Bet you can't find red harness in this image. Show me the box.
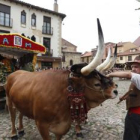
[67,87,88,124]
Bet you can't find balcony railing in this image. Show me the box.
[42,49,53,57]
[42,26,53,35]
[0,17,13,28]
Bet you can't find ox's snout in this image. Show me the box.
[108,82,118,99]
[111,84,118,99]
[113,89,118,96]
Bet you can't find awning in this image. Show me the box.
[0,33,46,58]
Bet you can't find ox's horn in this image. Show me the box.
[81,18,105,76]
[101,44,117,73]
[96,47,111,72]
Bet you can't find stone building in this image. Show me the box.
[61,38,82,67]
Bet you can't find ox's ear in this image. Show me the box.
[70,63,88,75]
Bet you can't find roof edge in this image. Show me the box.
[7,0,66,20]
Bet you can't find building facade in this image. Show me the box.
[104,42,139,69]
[62,38,82,67]
[0,0,66,69]
[81,48,97,64]
[81,41,140,70]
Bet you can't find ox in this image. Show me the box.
[6,19,118,140]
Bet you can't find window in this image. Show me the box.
[21,10,26,24]
[0,4,10,27]
[70,60,73,66]
[31,13,36,26]
[128,56,132,61]
[120,56,123,60]
[0,12,4,25]
[43,16,52,34]
[5,13,10,26]
[43,37,51,52]
[87,57,89,63]
[0,12,10,26]
[62,55,65,62]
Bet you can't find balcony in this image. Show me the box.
[42,26,53,35]
[42,49,53,57]
[0,17,13,28]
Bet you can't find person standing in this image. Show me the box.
[107,55,140,140]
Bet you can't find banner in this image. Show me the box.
[0,33,46,54]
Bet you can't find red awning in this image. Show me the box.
[0,33,46,54]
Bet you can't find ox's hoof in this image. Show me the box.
[11,135,18,140]
[76,132,84,138]
[18,130,25,138]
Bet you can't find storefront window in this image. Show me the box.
[41,62,52,69]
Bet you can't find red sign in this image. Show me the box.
[0,33,46,54]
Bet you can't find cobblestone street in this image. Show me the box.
[0,78,130,140]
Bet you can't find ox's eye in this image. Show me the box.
[94,83,101,87]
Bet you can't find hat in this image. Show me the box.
[126,55,140,66]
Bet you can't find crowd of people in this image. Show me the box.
[35,66,70,71]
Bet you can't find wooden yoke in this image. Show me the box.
[117,83,134,104]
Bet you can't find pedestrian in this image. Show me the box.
[106,55,140,140]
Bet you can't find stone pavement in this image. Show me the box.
[0,78,130,140]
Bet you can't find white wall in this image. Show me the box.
[0,0,63,57]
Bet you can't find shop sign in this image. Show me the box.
[0,34,46,54]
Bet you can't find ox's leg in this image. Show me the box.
[7,98,18,140]
[75,124,84,138]
[55,135,62,140]
[17,113,25,137]
[36,121,51,140]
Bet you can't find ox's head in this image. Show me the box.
[70,18,118,108]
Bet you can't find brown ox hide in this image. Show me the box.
[6,69,117,140]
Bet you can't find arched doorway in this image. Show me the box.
[70,59,73,66]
